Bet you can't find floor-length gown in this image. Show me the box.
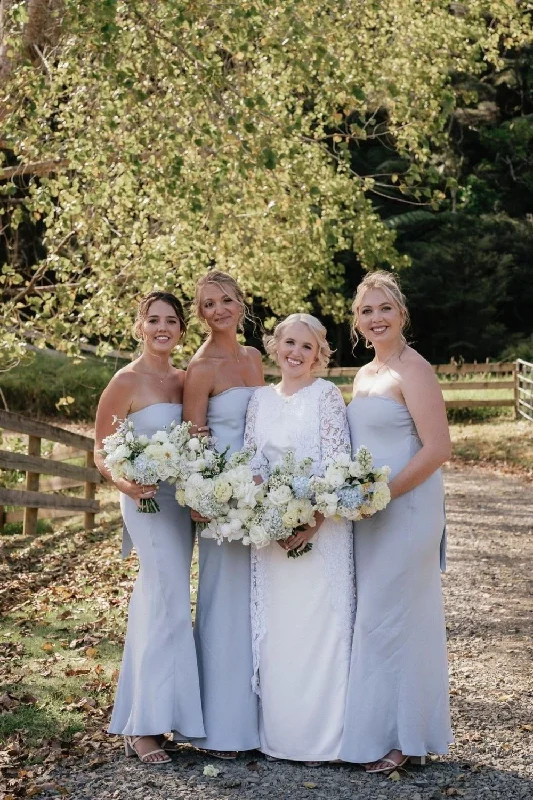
[109,403,205,740]
[339,396,453,763]
[190,388,260,752]
[245,379,355,762]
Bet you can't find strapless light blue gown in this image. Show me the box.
[108,403,205,741]
[190,388,260,752]
[339,396,453,763]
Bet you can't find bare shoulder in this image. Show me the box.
[398,348,437,384]
[102,366,139,396]
[184,355,218,391]
[244,345,263,362]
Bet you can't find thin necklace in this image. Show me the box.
[374,343,406,373]
[137,365,173,384]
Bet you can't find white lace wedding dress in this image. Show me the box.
[244,379,355,762]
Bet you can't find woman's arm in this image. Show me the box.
[94,373,157,502]
[182,360,214,430]
[389,360,451,500]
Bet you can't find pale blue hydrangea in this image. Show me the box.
[291,476,313,499]
[337,485,364,510]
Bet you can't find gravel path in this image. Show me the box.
[49,465,533,800]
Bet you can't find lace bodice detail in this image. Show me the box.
[245,379,355,695]
[244,379,350,476]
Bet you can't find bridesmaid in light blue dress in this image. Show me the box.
[183,271,264,758]
[339,271,453,774]
[95,292,205,765]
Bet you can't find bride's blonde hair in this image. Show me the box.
[264,313,332,370]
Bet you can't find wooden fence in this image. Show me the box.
[516,359,533,422]
[0,410,102,535]
[265,360,530,414]
[0,359,530,536]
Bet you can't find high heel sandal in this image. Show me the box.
[124,735,171,765]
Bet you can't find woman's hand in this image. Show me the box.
[190,509,211,523]
[115,478,158,506]
[189,424,210,436]
[281,513,325,553]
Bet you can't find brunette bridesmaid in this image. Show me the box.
[95,292,205,764]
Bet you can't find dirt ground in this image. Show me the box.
[5,463,533,800]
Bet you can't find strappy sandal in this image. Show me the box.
[158,737,181,754]
[201,748,238,760]
[124,735,171,765]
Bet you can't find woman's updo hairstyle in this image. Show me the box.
[133,291,187,342]
[264,313,332,371]
[351,270,410,347]
[193,270,248,331]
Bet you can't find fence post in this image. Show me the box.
[84,450,96,531]
[23,435,41,537]
[0,505,5,534]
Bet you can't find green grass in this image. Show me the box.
[450,417,533,474]
[0,350,121,420]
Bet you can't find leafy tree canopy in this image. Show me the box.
[1,0,531,364]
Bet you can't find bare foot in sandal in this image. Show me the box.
[125,735,171,765]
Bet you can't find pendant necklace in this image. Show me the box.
[374,343,406,373]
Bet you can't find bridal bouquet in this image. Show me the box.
[174,435,263,544]
[101,418,191,513]
[311,447,391,521]
[247,450,317,558]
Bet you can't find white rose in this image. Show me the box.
[324,466,346,489]
[175,488,186,505]
[248,524,271,548]
[316,491,338,517]
[375,465,392,480]
[137,434,149,446]
[226,465,252,487]
[213,479,233,504]
[236,482,262,509]
[269,485,293,507]
[186,473,204,490]
[107,443,131,463]
[187,438,202,452]
[372,482,391,511]
[282,509,298,528]
[348,461,365,478]
[335,453,351,468]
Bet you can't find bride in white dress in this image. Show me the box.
[244,314,355,764]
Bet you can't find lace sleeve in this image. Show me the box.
[318,382,351,471]
[244,390,269,479]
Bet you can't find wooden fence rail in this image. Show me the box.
[0,410,102,535]
[266,360,525,414]
[1,359,531,536]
